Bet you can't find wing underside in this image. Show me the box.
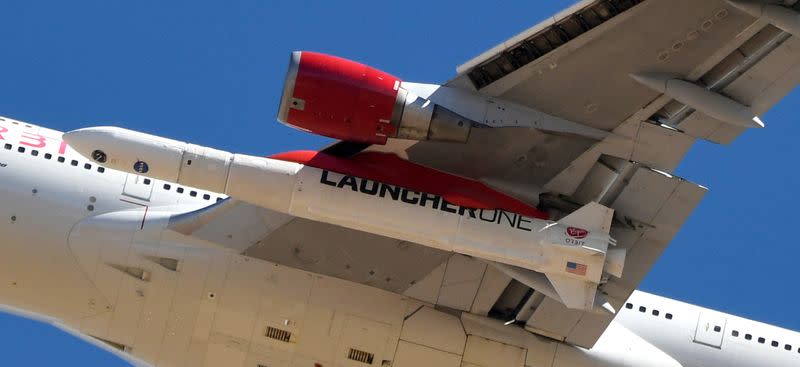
[373,0,798,346]
[172,0,798,349]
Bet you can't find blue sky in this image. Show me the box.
[0,1,798,365]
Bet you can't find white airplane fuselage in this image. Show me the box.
[0,117,797,367]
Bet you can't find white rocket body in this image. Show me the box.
[64,127,621,311]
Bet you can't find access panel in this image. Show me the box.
[122,173,153,201]
[694,312,727,348]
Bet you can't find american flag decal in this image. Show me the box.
[566,261,587,276]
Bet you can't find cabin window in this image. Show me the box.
[732,330,739,337]
[84,163,91,170]
[785,344,792,351]
[203,194,210,200]
[44,153,52,159]
[97,167,105,173]
[71,160,78,166]
[17,146,25,153]
[3,143,10,149]
[758,337,765,344]
[745,334,752,340]
[190,191,197,197]
[143,178,151,185]
[772,341,779,347]
[58,156,65,163]
[639,306,646,313]
[665,313,673,320]
[177,187,184,193]
[163,184,171,190]
[625,303,633,309]
[652,310,660,316]
[713,326,721,332]
[31,150,38,156]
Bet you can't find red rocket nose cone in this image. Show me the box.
[276,51,402,145]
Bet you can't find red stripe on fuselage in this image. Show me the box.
[270,150,549,220]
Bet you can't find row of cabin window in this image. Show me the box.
[160,183,222,202]
[4,142,225,203]
[3,143,105,173]
[1,119,33,129]
[625,303,673,320]
[730,329,799,353]
[625,298,798,354]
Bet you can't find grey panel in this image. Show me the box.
[169,199,293,253]
[168,200,451,294]
[380,127,596,190]
[244,218,451,294]
[525,298,584,340]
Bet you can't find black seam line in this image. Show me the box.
[434,255,453,305]
[119,198,147,207]
[404,305,425,321]
[467,264,490,313]
[397,339,463,357]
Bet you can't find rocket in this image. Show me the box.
[63,127,624,312]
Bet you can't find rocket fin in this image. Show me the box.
[546,273,598,311]
[558,202,614,234]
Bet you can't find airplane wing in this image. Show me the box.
[165,0,800,349]
[376,0,800,191]
[363,0,800,346]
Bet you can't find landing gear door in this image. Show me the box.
[694,312,727,348]
[122,174,153,201]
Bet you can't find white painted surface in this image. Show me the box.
[0,117,797,367]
